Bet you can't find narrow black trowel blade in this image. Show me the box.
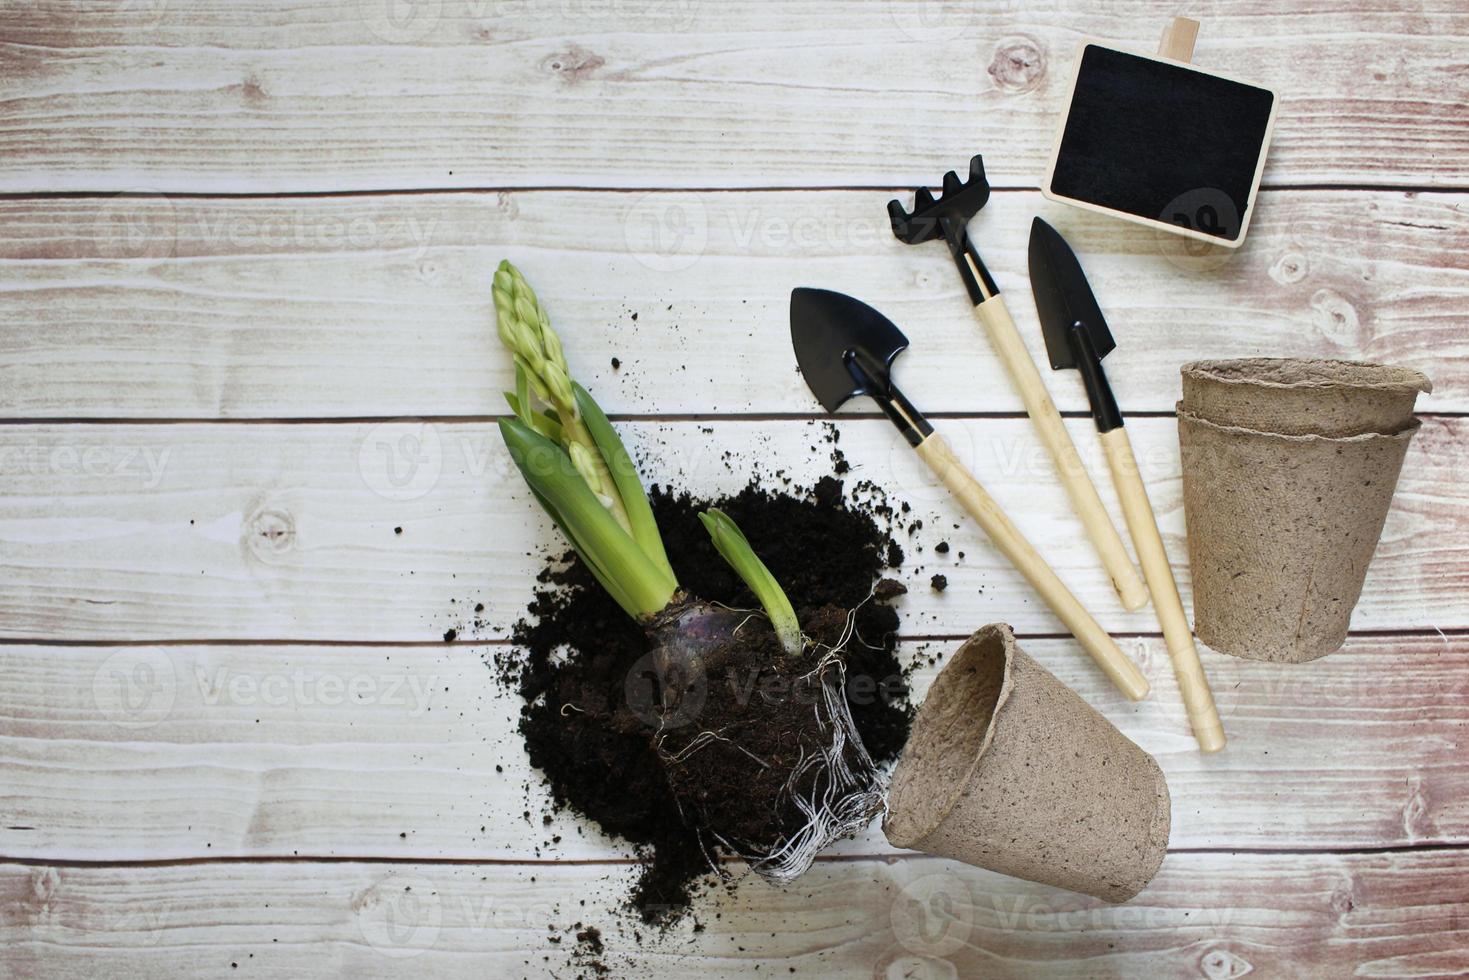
[1028,217,1116,370]
[789,288,910,413]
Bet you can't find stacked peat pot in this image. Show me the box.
[1177,358,1431,662]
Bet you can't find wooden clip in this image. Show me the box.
[1158,16,1199,62]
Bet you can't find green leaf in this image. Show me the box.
[504,392,563,442]
[525,484,639,615]
[699,508,802,656]
[499,418,676,620]
[536,409,564,443]
[574,383,674,582]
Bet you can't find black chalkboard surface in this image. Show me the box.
[1043,44,1276,246]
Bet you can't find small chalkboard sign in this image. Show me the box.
[1041,20,1277,247]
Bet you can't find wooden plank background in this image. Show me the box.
[1,0,1466,976]
[2,190,1463,418]
[2,1,1467,191]
[2,635,1465,862]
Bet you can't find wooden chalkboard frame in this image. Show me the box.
[1040,37,1279,248]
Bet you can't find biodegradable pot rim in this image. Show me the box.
[883,623,1013,849]
[1181,357,1432,398]
[1175,404,1423,445]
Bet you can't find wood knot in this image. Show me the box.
[541,45,605,85]
[988,37,1046,94]
[31,867,60,905]
[240,75,267,106]
[873,951,959,979]
[1402,776,1432,837]
[1200,947,1253,979]
[245,506,296,559]
[1309,288,1361,344]
[1269,250,1308,285]
[1329,875,1357,915]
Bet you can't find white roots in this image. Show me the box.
[659,599,887,886]
[733,649,886,884]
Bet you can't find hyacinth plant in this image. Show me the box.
[492,260,883,883]
[493,258,800,655]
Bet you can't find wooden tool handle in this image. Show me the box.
[915,431,1150,701]
[1100,426,1226,751]
[973,295,1151,612]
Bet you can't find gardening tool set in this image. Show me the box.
[787,16,1426,901]
[790,286,1149,701]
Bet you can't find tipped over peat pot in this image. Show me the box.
[1181,358,1431,437]
[883,625,1170,902]
[1178,409,1420,663]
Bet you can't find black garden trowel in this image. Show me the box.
[1028,216,1225,751]
[789,286,1148,701]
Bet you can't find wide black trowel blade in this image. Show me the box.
[1028,217,1116,371]
[789,288,911,413]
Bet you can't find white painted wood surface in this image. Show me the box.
[2,1,1467,191]
[0,417,1461,641]
[3,852,1467,979]
[2,0,1467,975]
[1,191,1462,418]
[1,635,1464,862]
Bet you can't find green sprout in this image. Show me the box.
[699,508,802,656]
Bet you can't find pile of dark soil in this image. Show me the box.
[496,476,912,924]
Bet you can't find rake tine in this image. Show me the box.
[885,153,1153,618]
